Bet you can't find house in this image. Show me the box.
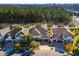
[29,27,75,43]
[36,26,49,40]
[29,28,41,39]
[50,28,75,42]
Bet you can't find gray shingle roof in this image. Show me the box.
[52,28,74,40]
[36,27,48,39]
[29,28,40,36]
[29,27,74,40]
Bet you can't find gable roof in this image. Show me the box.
[29,28,40,36]
[36,27,48,39]
[52,28,75,40]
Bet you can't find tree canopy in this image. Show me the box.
[73,34,79,45]
[0,5,72,25]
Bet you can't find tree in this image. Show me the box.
[65,43,77,55]
[73,34,79,46]
[20,34,36,47]
[71,28,79,37]
[0,5,72,24]
[47,26,52,38]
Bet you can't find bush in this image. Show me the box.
[29,41,40,50]
[24,25,31,28]
[13,25,21,29]
[0,44,3,48]
[68,23,76,27]
[26,34,35,43]
[21,35,27,40]
[58,24,64,27]
[0,23,9,29]
[15,43,21,50]
[65,43,77,55]
[20,34,37,48]
[20,41,29,47]
[0,42,4,48]
[73,48,79,55]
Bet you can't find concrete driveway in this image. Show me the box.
[33,45,64,56]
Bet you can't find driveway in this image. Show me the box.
[33,45,64,56]
[53,41,65,53]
